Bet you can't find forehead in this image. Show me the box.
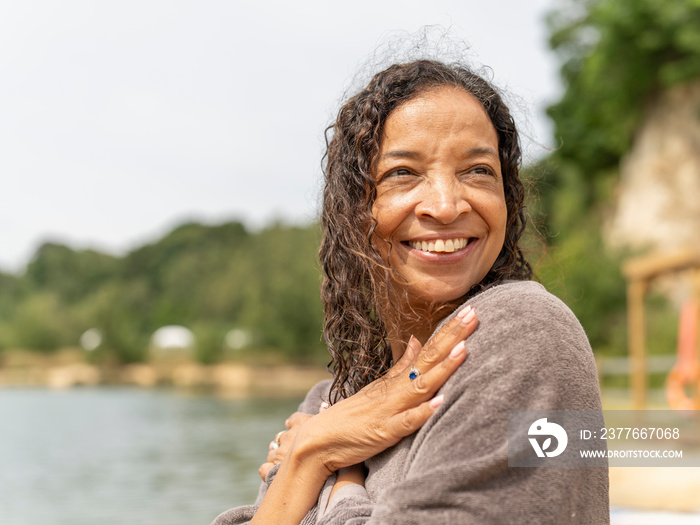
[379,87,498,150]
[377,86,499,160]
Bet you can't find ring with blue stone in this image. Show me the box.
[409,367,420,381]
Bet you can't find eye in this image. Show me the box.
[461,165,496,178]
[378,166,416,182]
[472,165,494,176]
[390,167,414,177]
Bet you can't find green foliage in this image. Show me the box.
[547,0,700,181]
[237,224,325,362]
[0,271,22,350]
[76,280,153,363]
[10,293,78,351]
[534,219,627,354]
[25,243,119,303]
[2,220,325,364]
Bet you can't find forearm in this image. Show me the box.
[251,446,331,525]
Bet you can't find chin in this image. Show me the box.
[404,281,474,309]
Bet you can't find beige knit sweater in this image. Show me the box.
[212,281,609,524]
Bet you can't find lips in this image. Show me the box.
[407,237,471,253]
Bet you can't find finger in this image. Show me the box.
[399,335,422,367]
[259,462,274,481]
[385,335,422,379]
[414,306,477,372]
[285,412,312,429]
[274,430,287,444]
[387,394,446,439]
[408,339,467,399]
[266,447,278,463]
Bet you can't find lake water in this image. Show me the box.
[0,387,302,525]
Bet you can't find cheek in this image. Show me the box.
[370,201,392,258]
[481,194,508,244]
[371,195,400,239]
[493,204,508,252]
[496,201,508,235]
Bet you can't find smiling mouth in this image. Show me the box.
[406,238,474,253]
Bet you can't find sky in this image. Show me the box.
[0,0,562,273]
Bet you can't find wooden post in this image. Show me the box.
[623,248,700,411]
[627,278,648,410]
[694,268,700,375]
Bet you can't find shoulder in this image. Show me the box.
[440,280,590,358]
[471,280,588,351]
[439,280,600,410]
[460,280,581,330]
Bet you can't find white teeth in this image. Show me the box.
[408,238,469,253]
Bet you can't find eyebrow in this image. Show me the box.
[378,146,499,162]
[468,146,499,158]
[377,150,421,161]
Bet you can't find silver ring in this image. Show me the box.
[274,430,287,447]
[409,367,420,381]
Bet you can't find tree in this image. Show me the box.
[547,0,700,184]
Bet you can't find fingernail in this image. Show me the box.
[429,395,444,409]
[269,441,277,450]
[456,305,474,323]
[450,340,466,358]
[456,305,471,319]
[461,306,476,324]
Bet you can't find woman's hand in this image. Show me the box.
[250,306,477,524]
[292,305,478,474]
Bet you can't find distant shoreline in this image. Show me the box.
[0,351,331,396]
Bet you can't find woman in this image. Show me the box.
[213,60,608,524]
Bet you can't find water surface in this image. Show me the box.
[0,387,301,525]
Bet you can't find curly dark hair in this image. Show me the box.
[320,59,532,403]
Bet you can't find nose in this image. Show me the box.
[415,176,471,224]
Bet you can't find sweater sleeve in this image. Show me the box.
[317,281,609,525]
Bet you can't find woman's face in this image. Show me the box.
[371,86,507,308]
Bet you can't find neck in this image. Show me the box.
[385,307,440,363]
[378,283,463,363]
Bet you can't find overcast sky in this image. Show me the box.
[1,0,561,272]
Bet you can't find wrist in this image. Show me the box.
[250,446,330,525]
[288,419,337,477]
[285,440,334,487]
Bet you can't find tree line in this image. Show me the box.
[0,221,327,364]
